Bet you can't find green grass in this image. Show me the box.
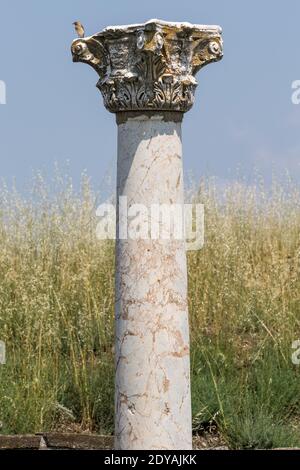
[0,172,300,448]
[191,341,300,448]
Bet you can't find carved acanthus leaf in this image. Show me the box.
[71,19,223,113]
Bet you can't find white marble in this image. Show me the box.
[115,114,192,450]
[103,19,222,33]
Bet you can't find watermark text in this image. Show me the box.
[0,341,5,365]
[96,197,204,251]
[0,81,6,105]
[291,80,300,104]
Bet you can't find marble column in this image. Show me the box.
[71,19,223,450]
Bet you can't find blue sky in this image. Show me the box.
[0,0,300,192]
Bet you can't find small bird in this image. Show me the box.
[73,21,85,38]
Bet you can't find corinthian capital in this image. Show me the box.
[71,19,223,113]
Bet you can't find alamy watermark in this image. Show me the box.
[96,196,204,251]
[291,80,300,104]
[0,81,6,105]
[0,341,5,365]
[291,340,300,365]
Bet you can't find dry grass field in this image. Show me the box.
[0,172,299,448]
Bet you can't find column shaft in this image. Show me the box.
[115,113,192,450]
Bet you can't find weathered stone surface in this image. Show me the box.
[114,114,192,449]
[71,19,223,113]
[42,433,113,450]
[0,435,41,449]
[0,434,113,449]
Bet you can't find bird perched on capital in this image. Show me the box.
[73,21,85,38]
